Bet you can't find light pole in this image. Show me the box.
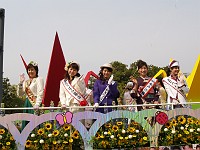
[0,8,5,105]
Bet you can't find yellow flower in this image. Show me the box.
[63,124,70,131]
[69,138,73,143]
[187,118,194,124]
[63,141,68,144]
[117,122,123,126]
[53,130,60,137]
[128,127,135,133]
[119,136,123,140]
[37,128,44,135]
[112,125,119,132]
[104,123,111,128]
[125,137,128,140]
[6,142,10,146]
[95,133,100,139]
[25,140,32,148]
[177,116,186,124]
[165,122,171,128]
[184,130,189,135]
[72,130,79,139]
[10,136,14,141]
[0,129,5,134]
[53,141,57,144]
[45,123,52,130]
[171,119,177,126]
[143,136,147,140]
[178,134,182,138]
[100,135,104,138]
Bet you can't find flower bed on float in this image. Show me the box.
[0,108,199,150]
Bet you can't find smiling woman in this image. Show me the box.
[21,61,44,130]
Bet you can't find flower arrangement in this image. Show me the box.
[91,119,150,149]
[0,127,16,150]
[25,121,83,150]
[158,115,200,146]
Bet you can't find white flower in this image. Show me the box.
[110,135,114,139]
[128,135,133,139]
[57,140,61,144]
[64,133,68,137]
[39,139,44,144]
[164,128,168,132]
[122,129,126,134]
[180,126,184,130]
[171,130,176,134]
[189,129,194,132]
[104,132,108,135]
[31,134,35,137]
[197,128,200,132]
[0,135,2,139]
[48,134,52,137]
[135,130,139,133]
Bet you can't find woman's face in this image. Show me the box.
[28,67,37,78]
[68,67,78,78]
[170,66,179,77]
[102,68,112,80]
[138,65,148,78]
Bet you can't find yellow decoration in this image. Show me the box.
[153,69,167,79]
[187,55,200,102]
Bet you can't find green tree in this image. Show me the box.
[2,78,24,114]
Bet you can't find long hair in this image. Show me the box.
[64,63,80,80]
[98,67,113,81]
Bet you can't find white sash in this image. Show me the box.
[140,78,157,98]
[61,79,85,103]
[99,85,110,104]
[164,78,187,99]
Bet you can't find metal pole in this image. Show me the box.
[0,8,5,105]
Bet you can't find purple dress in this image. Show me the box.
[93,79,120,113]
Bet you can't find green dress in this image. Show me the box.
[21,98,34,131]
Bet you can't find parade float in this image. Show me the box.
[0,20,200,149]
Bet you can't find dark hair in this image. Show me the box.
[99,67,113,81]
[26,64,39,77]
[64,63,80,80]
[137,60,148,70]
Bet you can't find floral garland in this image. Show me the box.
[29,61,38,67]
[25,121,83,150]
[158,115,200,146]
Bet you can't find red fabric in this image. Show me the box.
[42,32,66,106]
[20,54,27,69]
[84,71,99,87]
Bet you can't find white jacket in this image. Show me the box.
[162,76,189,105]
[23,77,44,106]
[59,76,86,106]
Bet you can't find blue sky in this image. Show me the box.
[1,0,200,84]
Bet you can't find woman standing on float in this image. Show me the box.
[130,60,159,110]
[21,61,44,129]
[93,63,120,113]
[162,60,189,109]
[59,61,88,113]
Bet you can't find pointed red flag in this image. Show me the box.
[84,71,99,87]
[20,54,27,69]
[42,32,66,106]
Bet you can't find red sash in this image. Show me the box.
[140,78,158,98]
